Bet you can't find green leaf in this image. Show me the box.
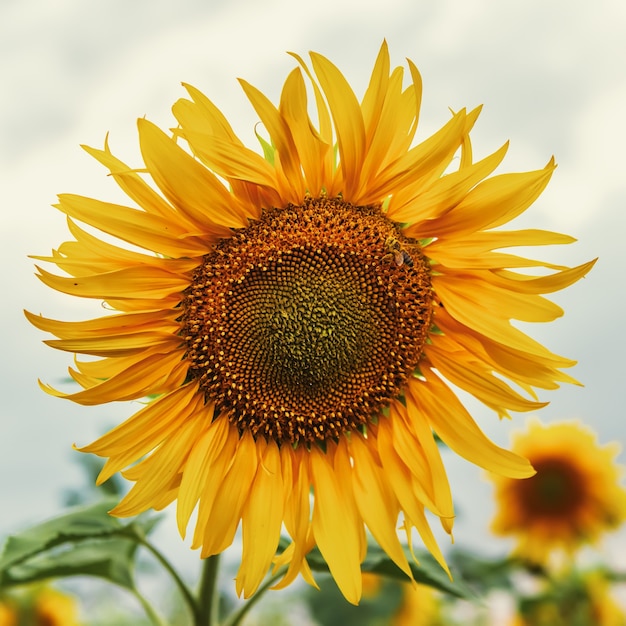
[1,499,121,570]
[304,574,404,626]
[0,499,160,589]
[608,569,626,583]
[304,542,476,600]
[449,548,519,593]
[1,538,138,590]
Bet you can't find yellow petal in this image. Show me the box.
[377,414,436,514]
[401,400,455,529]
[54,218,202,275]
[80,383,200,478]
[333,439,367,562]
[361,41,390,142]
[272,446,315,591]
[309,445,362,605]
[310,52,366,198]
[24,309,177,339]
[40,351,185,405]
[366,110,468,205]
[192,419,239,550]
[138,118,248,229]
[427,228,574,260]
[82,139,186,221]
[41,331,174,358]
[394,142,508,226]
[400,513,451,579]
[493,259,597,294]
[435,307,579,389]
[423,159,556,237]
[54,194,208,257]
[287,52,333,150]
[35,264,188,301]
[237,439,284,597]
[176,406,230,537]
[357,67,406,198]
[175,83,244,144]
[383,404,441,515]
[432,273,568,357]
[426,337,548,414]
[179,129,278,191]
[279,68,331,197]
[349,433,413,579]
[70,340,182,382]
[239,78,306,203]
[110,395,211,517]
[377,419,451,575]
[200,430,258,557]
[408,372,535,478]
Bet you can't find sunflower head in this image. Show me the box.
[490,420,626,565]
[29,42,595,603]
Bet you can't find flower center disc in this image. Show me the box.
[182,197,433,444]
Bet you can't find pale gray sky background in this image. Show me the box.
[1,0,625,593]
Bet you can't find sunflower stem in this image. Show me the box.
[196,553,222,626]
[222,568,287,626]
[131,586,168,626]
[139,538,200,624]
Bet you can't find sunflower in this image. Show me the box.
[28,42,595,603]
[490,420,626,564]
[33,588,82,626]
[391,582,442,626]
[0,601,17,626]
[0,588,81,626]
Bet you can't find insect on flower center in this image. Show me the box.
[182,197,433,444]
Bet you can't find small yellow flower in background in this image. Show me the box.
[584,570,626,626]
[0,588,81,626]
[0,601,17,626]
[33,587,81,626]
[29,41,594,603]
[509,569,626,626]
[490,420,626,564]
[391,583,442,626]
[360,572,383,599]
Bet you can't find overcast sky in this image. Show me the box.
[1,0,625,584]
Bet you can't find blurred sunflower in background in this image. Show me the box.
[28,42,594,603]
[391,582,443,626]
[0,586,82,626]
[33,588,82,626]
[490,420,626,565]
[0,601,16,626]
